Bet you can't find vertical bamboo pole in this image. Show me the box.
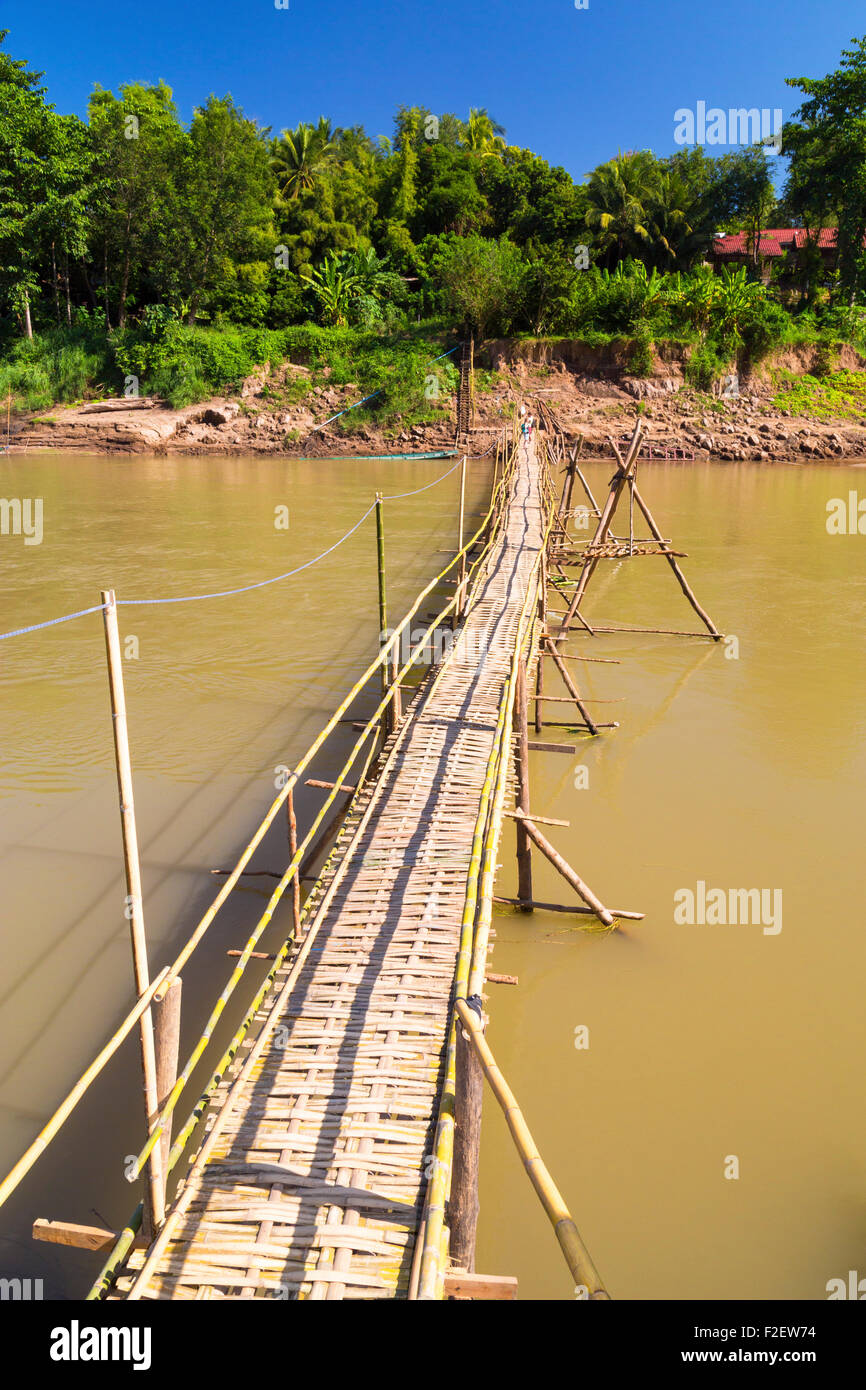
[514,655,533,911]
[535,552,547,734]
[152,977,182,1177]
[469,335,475,433]
[456,455,467,620]
[374,495,400,735]
[287,787,301,936]
[100,589,166,1234]
[449,1015,483,1273]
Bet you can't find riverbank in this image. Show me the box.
[7,345,866,462]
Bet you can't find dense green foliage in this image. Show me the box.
[771,369,866,420]
[1,30,865,412]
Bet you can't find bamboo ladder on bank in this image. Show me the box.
[113,432,550,1300]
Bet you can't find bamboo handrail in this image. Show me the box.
[0,436,516,1232]
[0,968,170,1212]
[455,999,609,1299]
[163,442,518,987]
[416,436,555,1299]
[123,610,488,1300]
[125,444,519,1182]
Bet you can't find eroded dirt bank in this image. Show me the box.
[7,341,866,462]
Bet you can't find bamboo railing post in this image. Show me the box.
[286,787,301,936]
[375,495,400,735]
[152,977,182,1177]
[535,552,547,734]
[456,455,467,621]
[449,1009,484,1272]
[514,654,533,911]
[100,589,166,1235]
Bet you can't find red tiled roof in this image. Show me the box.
[710,227,841,256]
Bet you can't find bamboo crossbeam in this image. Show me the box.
[504,809,570,828]
[493,895,644,920]
[455,1000,608,1299]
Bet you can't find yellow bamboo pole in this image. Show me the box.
[456,455,467,619]
[101,589,165,1232]
[0,968,169,1212]
[163,447,519,987]
[417,442,551,1299]
[0,445,524,1224]
[455,999,609,1299]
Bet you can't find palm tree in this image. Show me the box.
[645,168,694,269]
[270,120,333,200]
[585,151,658,266]
[463,108,507,158]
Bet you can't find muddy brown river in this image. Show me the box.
[1,451,863,1300]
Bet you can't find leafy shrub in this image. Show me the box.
[685,341,732,391]
[627,332,654,377]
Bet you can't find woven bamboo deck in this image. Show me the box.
[116,439,544,1300]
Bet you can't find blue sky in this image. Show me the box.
[3,0,863,179]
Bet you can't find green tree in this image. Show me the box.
[431,233,526,337]
[584,152,658,267]
[88,81,184,328]
[462,108,507,158]
[0,32,90,336]
[785,36,866,300]
[170,95,274,325]
[271,120,333,200]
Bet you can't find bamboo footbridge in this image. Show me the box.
[122,431,551,1302]
[1,410,722,1301]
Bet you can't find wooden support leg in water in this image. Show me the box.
[454,1000,609,1299]
[152,976,182,1178]
[375,494,401,736]
[542,635,599,735]
[456,455,468,623]
[557,424,643,638]
[100,588,166,1239]
[518,814,615,927]
[534,554,547,734]
[449,1013,484,1272]
[513,655,533,912]
[629,483,721,639]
